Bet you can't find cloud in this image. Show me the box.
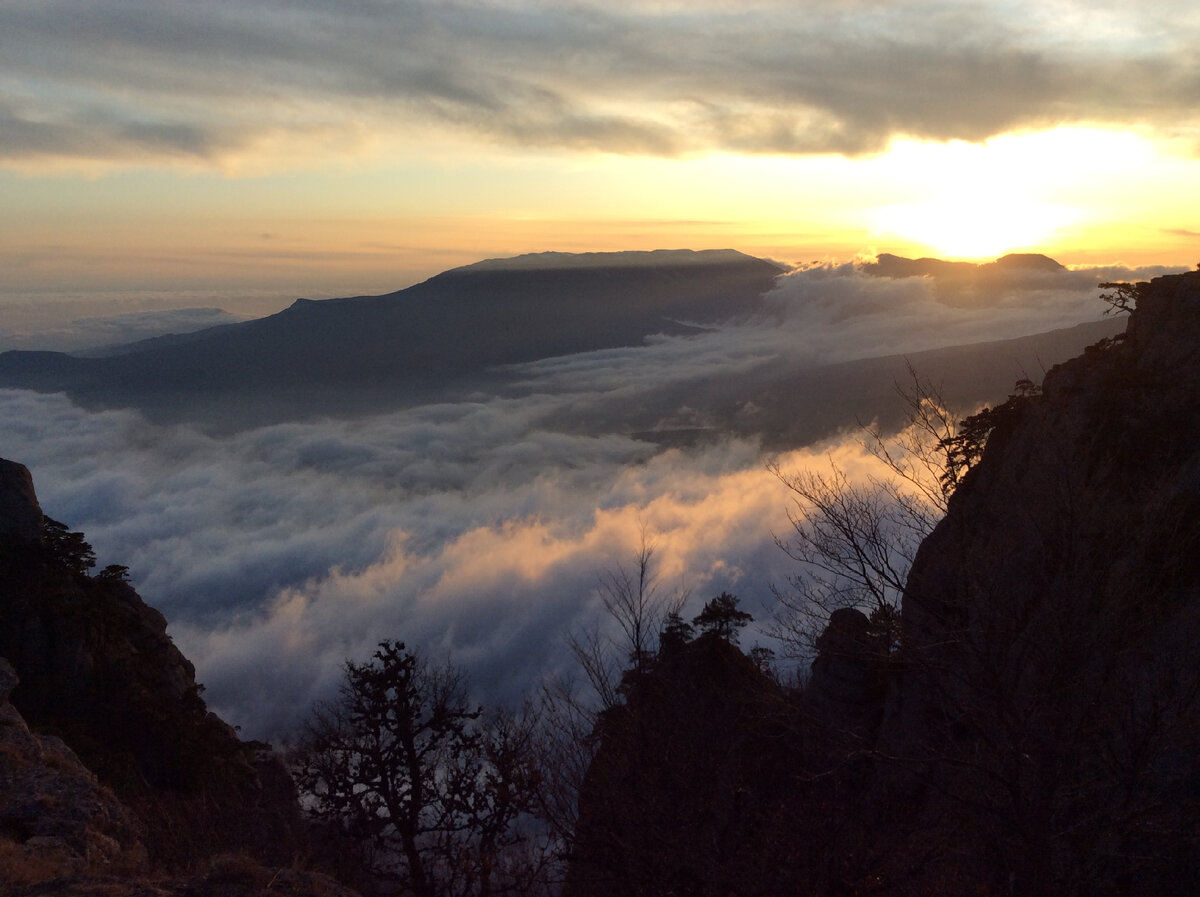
[0,386,802,736]
[503,260,1140,399]
[0,307,251,353]
[2,0,1198,167]
[0,260,1171,738]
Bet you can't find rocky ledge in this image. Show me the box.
[0,460,358,896]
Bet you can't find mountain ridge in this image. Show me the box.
[0,249,1117,437]
[0,249,784,424]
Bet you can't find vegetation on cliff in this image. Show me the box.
[0,472,323,893]
[562,270,1200,896]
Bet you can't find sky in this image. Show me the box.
[2,0,1199,321]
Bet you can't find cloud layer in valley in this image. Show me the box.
[0,261,1172,738]
[2,0,1198,168]
[0,306,253,354]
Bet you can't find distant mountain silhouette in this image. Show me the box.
[862,251,1065,279]
[0,249,1120,439]
[0,249,784,426]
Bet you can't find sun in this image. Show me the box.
[871,190,1079,260]
[865,132,1097,260]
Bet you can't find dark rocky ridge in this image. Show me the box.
[566,268,1200,896]
[890,268,1200,894]
[0,461,331,892]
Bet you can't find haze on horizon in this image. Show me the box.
[2,0,1199,313]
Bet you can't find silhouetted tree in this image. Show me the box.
[1099,280,1141,315]
[769,365,1040,655]
[97,564,131,583]
[539,535,689,870]
[41,516,95,575]
[293,641,542,897]
[768,366,954,656]
[567,528,690,711]
[657,610,694,655]
[692,592,752,643]
[935,378,1039,497]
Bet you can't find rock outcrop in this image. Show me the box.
[0,460,342,893]
[0,459,42,543]
[565,634,804,897]
[892,269,1200,895]
[0,656,149,886]
[805,607,889,735]
[564,268,1200,897]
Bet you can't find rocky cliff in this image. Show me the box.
[565,633,807,897]
[0,459,356,894]
[0,460,43,543]
[0,656,148,885]
[891,269,1200,895]
[563,269,1200,896]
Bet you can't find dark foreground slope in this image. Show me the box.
[0,459,353,895]
[892,268,1200,895]
[566,269,1200,897]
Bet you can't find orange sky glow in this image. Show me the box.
[2,1,1198,311]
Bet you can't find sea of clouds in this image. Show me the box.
[0,261,1175,739]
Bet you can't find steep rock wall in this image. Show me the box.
[894,270,1200,895]
[0,460,307,872]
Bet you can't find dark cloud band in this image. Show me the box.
[2,0,1197,164]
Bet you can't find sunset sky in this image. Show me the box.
[3,0,1200,307]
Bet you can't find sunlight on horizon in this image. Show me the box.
[1,124,1196,298]
[863,128,1159,261]
[870,194,1080,260]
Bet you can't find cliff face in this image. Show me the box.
[905,271,1200,647]
[0,460,315,886]
[564,270,1200,897]
[895,269,1200,895]
[0,459,42,543]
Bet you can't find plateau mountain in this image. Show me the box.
[0,250,782,426]
[0,249,1121,443]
